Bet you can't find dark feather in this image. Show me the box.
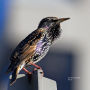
[48,24,61,42]
[7,28,45,73]
[10,68,18,86]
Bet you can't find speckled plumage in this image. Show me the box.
[6,17,70,85]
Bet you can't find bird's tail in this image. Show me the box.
[10,67,19,86]
[6,62,16,74]
[6,65,13,74]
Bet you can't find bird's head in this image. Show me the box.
[38,17,70,29]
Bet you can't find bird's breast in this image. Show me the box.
[33,35,51,63]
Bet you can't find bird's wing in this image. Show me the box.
[10,28,45,64]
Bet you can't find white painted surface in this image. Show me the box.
[38,69,57,90]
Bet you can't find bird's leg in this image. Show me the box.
[29,62,41,69]
[22,68,32,82]
[22,67,32,75]
[29,62,44,76]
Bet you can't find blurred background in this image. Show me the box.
[0,0,90,90]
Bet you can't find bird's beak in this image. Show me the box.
[58,18,70,23]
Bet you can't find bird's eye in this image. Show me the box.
[52,19,58,22]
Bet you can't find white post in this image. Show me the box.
[9,69,57,90]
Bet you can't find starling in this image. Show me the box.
[6,17,70,85]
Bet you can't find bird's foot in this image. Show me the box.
[29,62,44,76]
[22,63,44,76]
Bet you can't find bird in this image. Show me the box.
[6,17,70,85]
